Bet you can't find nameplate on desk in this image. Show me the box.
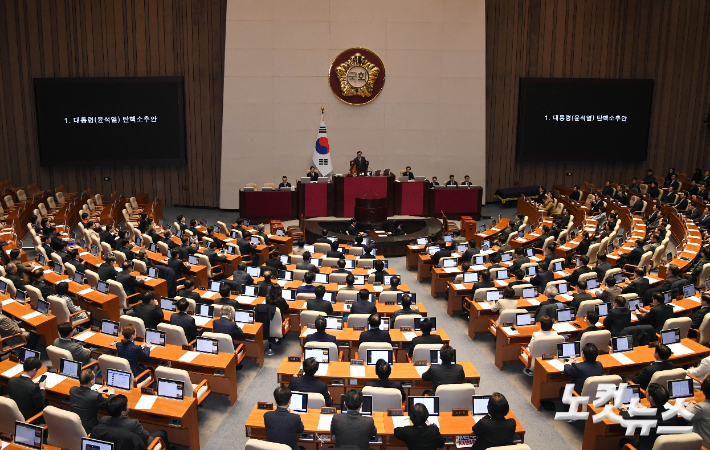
[231,291,240,296]
[198,286,206,290]
[337,281,346,285]
[307,323,316,329]
[452,409,469,416]
[542,353,555,360]
[372,282,382,286]
[258,402,274,410]
[414,360,428,366]
[353,326,365,331]
[182,344,193,351]
[385,301,395,306]
[321,407,336,415]
[9,354,19,363]
[399,326,412,331]
[141,387,155,395]
[388,409,404,416]
[288,356,302,362]
[350,359,364,366]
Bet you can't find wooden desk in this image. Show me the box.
[406,245,425,271]
[72,330,240,405]
[530,338,710,410]
[43,273,121,321]
[0,295,58,346]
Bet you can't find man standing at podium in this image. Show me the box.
[306,166,320,181]
[351,151,368,173]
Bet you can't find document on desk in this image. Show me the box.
[671,303,685,312]
[302,329,317,336]
[134,395,158,410]
[194,316,211,327]
[402,332,417,341]
[497,280,508,286]
[391,416,411,429]
[34,373,66,389]
[1,299,14,306]
[501,326,519,335]
[478,302,491,310]
[558,294,574,301]
[22,311,42,321]
[545,359,565,372]
[410,245,420,249]
[2,364,24,378]
[527,299,540,306]
[471,265,487,271]
[74,331,96,341]
[668,343,694,356]
[373,285,383,292]
[317,414,334,430]
[415,365,429,377]
[443,267,461,273]
[316,364,329,376]
[552,323,577,333]
[350,366,366,377]
[201,291,220,300]
[78,288,94,295]
[611,353,635,365]
[179,351,200,363]
[453,284,467,290]
[237,296,255,304]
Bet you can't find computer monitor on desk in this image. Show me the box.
[14,422,44,449]
[106,368,132,391]
[82,438,114,450]
[408,397,440,417]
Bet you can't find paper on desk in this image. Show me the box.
[546,359,565,372]
[559,246,570,251]
[415,365,429,377]
[22,311,42,321]
[478,302,492,310]
[237,296,255,304]
[471,265,487,271]
[134,395,158,410]
[194,316,210,327]
[410,245,420,249]
[302,329,317,336]
[689,296,702,303]
[443,267,460,273]
[34,372,66,389]
[79,252,90,256]
[596,322,604,327]
[78,288,94,295]
[497,280,509,286]
[402,332,418,341]
[1,299,14,306]
[631,313,638,321]
[671,304,685,312]
[391,416,411,428]
[530,256,541,262]
[277,280,287,287]
[74,331,96,341]
[316,364,329,376]
[1,440,9,449]
[527,299,540,306]
[201,291,220,300]
[350,366,366,377]
[501,326,519,335]
[559,294,574,301]
[317,414,334,430]
[523,277,531,282]
[668,343,694,356]
[2,364,24,378]
[611,353,635,365]
[373,285,383,293]
[552,323,578,333]
[179,351,200,363]
[453,284,467,290]
[515,238,526,242]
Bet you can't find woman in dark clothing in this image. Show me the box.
[472,392,516,450]
[268,286,290,319]
[115,324,151,378]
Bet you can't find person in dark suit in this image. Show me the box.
[100,223,117,250]
[347,218,360,236]
[117,261,145,296]
[576,232,591,257]
[631,344,675,389]
[534,286,563,322]
[558,207,571,228]
[472,270,495,296]
[563,343,604,394]
[213,305,245,341]
[421,345,465,393]
[461,240,479,263]
[289,357,333,406]
[170,298,197,343]
[254,223,271,246]
[305,316,338,345]
[116,324,151,378]
[429,240,452,266]
[604,296,632,337]
[360,244,376,259]
[471,392,517,450]
[278,176,292,190]
[30,268,53,300]
[264,250,288,272]
[70,369,115,433]
[54,322,94,366]
[350,289,376,315]
[167,250,191,280]
[508,248,530,274]
[620,239,645,269]
[331,389,377,449]
[643,264,682,305]
[569,281,593,312]
[8,357,46,421]
[619,383,677,450]
[315,228,331,244]
[445,175,458,187]
[176,279,201,304]
[594,254,612,280]
[176,236,198,260]
[5,263,27,292]
[685,202,702,221]
[358,314,392,346]
[403,166,415,180]
[697,207,710,230]
[231,262,255,291]
[306,285,334,314]
[307,166,320,181]
[160,230,179,250]
[691,294,710,330]
[97,254,119,281]
[408,318,443,357]
[366,360,407,402]
[214,284,238,309]
[351,151,368,174]
[392,294,419,325]
[530,261,554,294]
[394,403,445,450]
[622,267,650,297]
[637,292,674,332]
[430,177,440,186]
[296,271,317,296]
[326,240,343,258]
[569,185,582,202]
[99,395,169,448]
[370,259,387,283]
[296,251,320,273]
[264,387,304,450]
[66,249,86,274]
[130,291,164,330]
[577,311,601,341]
[598,276,622,303]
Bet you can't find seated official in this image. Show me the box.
[631,343,674,390]
[307,166,320,181]
[524,315,557,376]
[297,271,317,295]
[620,239,645,269]
[371,259,387,283]
[388,276,403,291]
[170,298,197,343]
[135,248,153,269]
[686,376,710,448]
[445,175,458,186]
[534,286,562,322]
[96,394,168,449]
[491,287,518,314]
[232,261,255,291]
[305,316,338,345]
[264,387,304,450]
[167,251,191,279]
[339,273,359,292]
[71,369,115,433]
[255,223,271,245]
[332,258,351,275]
[358,314,392,346]
[690,294,710,334]
[130,291,164,330]
[306,285,334,314]
[403,166,415,180]
[508,247,529,274]
[117,261,145,296]
[256,269,276,297]
[461,239,479,262]
[116,324,151,378]
[0,301,38,349]
[366,359,406,402]
[567,255,592,286]
[393,403,445,450]
[266,285,290,320]
[331,389,377,450]
[350,288,376,315]
[315,228,331,244]
[619,384,676,450]
[54,322,96,368]
[392,223,405,236]
[30,268,53,300]
[471,392,516,450]
[530,260,554,294]
[577,311,601,341]
[622,267,650,297]
[392,294,419,323]
[594,255,612,281]
[563,343,604,394]
[598,276,622,303]
[604,296,632,337]
[97,254,119,281]
[421,345,464,393]
[461,175,473,186]
[214,284,238,309]
[288,357,333,406]
[8,357,46,421]
[278,176,292,189]
[326,240,342,258]
[213,305,245,342]
[507,270,527,289]
[430,176,439,186]
[177,279,202,304]
[264,250,287,272]
[177,236,198,260]
[472,270,495,296]
[347,218,361,236]
[637,292,674,332]
[569,281,593,312]
[408,318,443,357]
[296,251,319,273]
[430,240,451,265]
[361,244,376,259]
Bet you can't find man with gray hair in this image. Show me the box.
[255,223,271,245]
[5,263,27,292]
[212,305,245,342]
[534,285,562,322]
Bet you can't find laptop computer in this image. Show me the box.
[515,312,535,327]
[557,342,580,359]
[100,319,119,337]
[526,266,537,276]
[146,329,166,347]
[442,258,457,268]
[353,275,366,285]
[242,285,258,297]
[416,238,428,245]
[586,278,599,290]
[106,368,132,391]
[15,289,26,304]
[157,377,185,400]
[290,392,308,413]
[596,303,610,318]
[430,349,456,365]
[557,282,569,294]
[195,337,219,354]
[73,272,85,284]
[463,272,478,283]
[59,358,81,379]
[621,384,640,405]
[660,328,680,345]
[234,309,255,325]
[522,287,537,299]
[246,266,261,277]
[552,261,565,272]
[160,298,176,311]
[473,256,486,265]
[496,269,509,280]
[325,316,343,330]
[486,290,500,301]
[81,437,114,450]
[407,397,440,425]
[195,304,214,318]
[304,347,330,364]
[472,395,492,421]
[36,299,50,316]
[313,273,329,284]
[612,336,634,353]
[427,246,440,256]
[208,281,221,293]
[556,308,576,323]
[20,347,40,363]
[146,266,159,279]
[278,270,294,281]
[97,280,109,295]
[501,252,513,262]
[282,289,296,301]
[684,284,696,298]
[667,378,693,399]
[344,259,356,270]
[304,245,316,253]
[366,349,393,365]
[14,421,44,449]
[188,255,199,265]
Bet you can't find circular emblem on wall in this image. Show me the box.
[329,48,385,106]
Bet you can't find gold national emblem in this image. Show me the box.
[335,53,380,98]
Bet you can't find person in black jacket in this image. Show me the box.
[471,392,516,450]
[177,236,198,260]
[288,357,333,406]
[576,232,591,257]
[264,250,287,272]
[603,296,632,337]
[394,403,445,450]
[99,395,168,448]
[530,260,554,294]
[567,255,591,286]
[637,292,674,332]
[577,311,601,342]
[176,279,202,304]
[472,270,495,296]
[508,248,529,274]
[305,315,338,345]
[8,357,46,422]
[461,239,480,263]
[365,359,407,403]
[30,268,52,300]
[212,305,245,341]
[100,223,117,250]
[622,267,650,297]
[421,345,465,393]
[563,343,604,394]
[232,262,255,290]
[326,240,343,259]
[264,387,304,450]
[351,289,376,315]
[689,294,710,338]
[161,230,179,250]
[631,343,675,389]
[131,291,164,330]
[358,314,392,346]
[619,384,676,450]
[621,239,645,269]
[430,240,451,265]
[97,254,119,281]
[306,285,334,314]
[70,369,115,433]
[170,298,197,343]
[167,250,191,279]
[569,281,593,312]
[331,389,377,450]
[408,318,443,357]
[117,261,145,296]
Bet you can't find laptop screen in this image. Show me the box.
[106,368,132,390]
[146,329,166,346]
[596,303,610,317]
[242,285,258,297]
[14,422,44,449]
[444,235,453,243]
[430,349,456,364]
[554,260,565,272]
[408,396,440,416]
[612,336,634,353]
[383,275,393,286]
[97,280,109,294]
[280,255,291,265]
[246,266,261,277]
[662,291,672,303]
[73,272,84,284]
[290,392,308,413]
[0,279,7,294]
[442,258,457,268]
[101,319,119,336]
[234,310,255,324]
[501,252,513,262]
[661,328,680,345]
[147,267,158,279]
[188,255,199,265]
[427,246,440,256]
[628,298,640,311]
[557,282,569,294]
[417,238,428,245]
[16,290,26,303]
[353,275,365,285]
[20,347,39,363]
[458,244,469,253]
[622,385,640,405]
[496,269,509,280]
[160,298,175,311]
[586,278,599,289]
[526,266,536,276]
[278,270,293,281]
[486,290,500,301]
[149,243,157,253]
[515,313,535,326]
[366,349,393,365]
[344,259,356,270]
[54,264,63,275]
[557,342,580,358]
[325,316,343,330]
[227,245,236,255]
[556,308,575,323]
[473,256,486,265]
[282,289,295,301]
[195,337,219,354]
[196,304,214,318]
[59,358,81,379]
[684,284,696,298]
[472,395,491,416]
[157,378,185,400]
[304,347,330,363]
[397,292,416,305]
[522,287,537,299]
[413,317,436,331]
[614,273,624,283]
[463,272,478,283]
[313,273,329,284]
[90,245,99,256]
[668,378,693,399]
[81,438,114,450]
[340,394,373,415]
[209,281,221,292]
[36,299,49,316]
[525,248,535,257]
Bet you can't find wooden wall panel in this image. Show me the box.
[487,0,710,202]
[0,0,226,206]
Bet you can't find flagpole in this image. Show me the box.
[321,106,324,120]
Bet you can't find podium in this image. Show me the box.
[354,197,387,224]
[333,175,394,217]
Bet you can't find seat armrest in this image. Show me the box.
[689,328,700,342]
[519,347,532,368]
[235,343,246,364]
[26,411,44,424]
[463,297,473,313]
[81,361,99,371]
[339,350,344,362]
[147,436,166,450]
[188,339,196,346]
[0,332,26,351]
[688,373,703,384]
[192,379,211,405]
[621,443,638,450]
[70,310,91,323]
[282,317,291,335]
[134,368,155,388]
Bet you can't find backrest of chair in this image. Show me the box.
[379,291,402,303]
[244,438,292,450]
[587,243,600,264]
[651,433,703,450]
[580,375,622,398]
[292,269,307,281]
[497,308,529,325]
[46,345,73,369]
[51,252,63,267]
[154,366,194,395]
[305,341,338,361]
[85,269,99,288]
[393,314,422,330]
[97,355,134,385]
[579,330,611,351]
[314,243,331,254]
[648,368,688,389]
[46,295,70,324]
[0,397,25,432]
[329,273,348,284]
[698,263,710,288]
[662,317,692,339]
[25,285,42,307]
[157,322,188,346]
[578,272,597,284]
[133,260,147,274]
[114,250,126,266]
[130,197,139,209]
[530,335,565,370]
[216,221,229,235]
[299,310,326,328]
[652,245,665,268]
[577,299,603,318]
[120,315,146,338]
[357,259,374,269]
[435,384,476,412]
[108,279,128,309]
[202,331,235,353]
[296,293,316,301]
[346,314,371,328]
[290,254,303,265]
[358,342,392,357]
[336,290,360,303]
[411,343,445,363]
[0,276,16,297]
[100,242,112,259]
[44,405,87,449]
[4,195,14,208]
[196,254,213,277]
[603,268,622,282]
[348,247,363,256]
[698,314,710,345]
[157,241,169,256]
[362,386,402,412]
[512,283,534,296]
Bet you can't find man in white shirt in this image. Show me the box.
[491,287,518,314]
[524,315,557,377]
